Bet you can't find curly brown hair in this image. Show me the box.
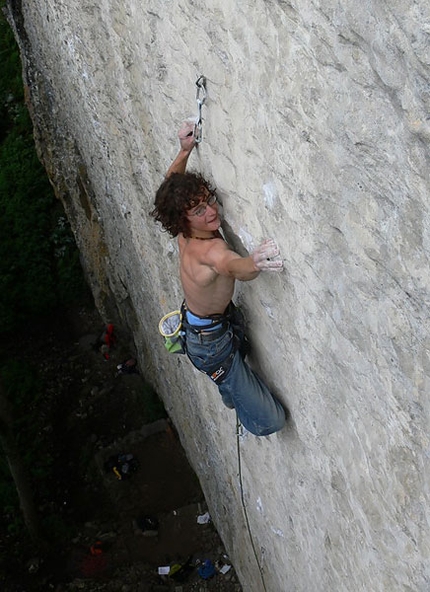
[151,172,214,238]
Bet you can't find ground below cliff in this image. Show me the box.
[2,303,242,592]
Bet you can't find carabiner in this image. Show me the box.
[194,75,206,143]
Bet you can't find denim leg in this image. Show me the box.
[229,305,250,358]
[185,324,285,436]
[218,351,286,436]
[185,326,236,409]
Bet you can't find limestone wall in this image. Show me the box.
[7,0,430,589]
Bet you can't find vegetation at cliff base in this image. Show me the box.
[0,4,87,334]
[0,8,166,581]
[0,2,90,572]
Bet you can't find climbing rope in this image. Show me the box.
[194,75,206,143]
[236,414,268,592]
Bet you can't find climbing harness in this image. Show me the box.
[205,350,235,385]
[194,75,206,143]
[236,415,268,592]
[180,300,240,384]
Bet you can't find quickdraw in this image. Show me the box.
[194,75,206,143]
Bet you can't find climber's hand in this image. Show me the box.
[166,120,196,176]
[178,120,196,153]
[251,239,283,272]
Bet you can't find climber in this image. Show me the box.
[151,120,286,436]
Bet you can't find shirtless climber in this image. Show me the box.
[151,120,286,436]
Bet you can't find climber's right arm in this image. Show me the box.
[166,120,196,177]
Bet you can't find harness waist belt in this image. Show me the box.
[188,324,228,341]
[185,309,224,331]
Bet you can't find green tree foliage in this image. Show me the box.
[0,3,89,557]
[0,3,88,334]
[0,361,47,535]
[0,3,25,139]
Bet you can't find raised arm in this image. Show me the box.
[166,120,196,177]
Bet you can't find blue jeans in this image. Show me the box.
[184,311,286,436]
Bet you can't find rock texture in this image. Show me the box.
[6,0,430,590]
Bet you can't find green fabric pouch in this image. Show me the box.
[159,311,185,354]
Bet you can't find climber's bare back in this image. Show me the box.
[178,234,236,316]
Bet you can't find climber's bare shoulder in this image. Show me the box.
[178,235,238,315]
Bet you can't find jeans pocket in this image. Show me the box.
[187,350,207,371]
[214,329,233,358]
[186,329,233,371]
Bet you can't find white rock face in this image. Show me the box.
[7,0,430,590]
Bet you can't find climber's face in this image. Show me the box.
[186,188,221,234]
